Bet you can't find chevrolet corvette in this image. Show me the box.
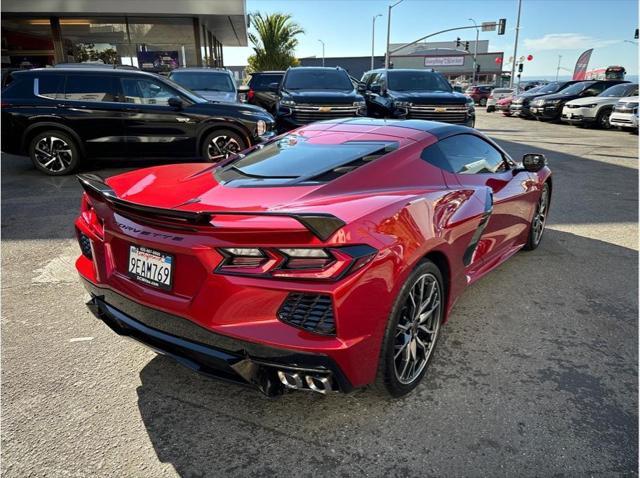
[75,118,552,397]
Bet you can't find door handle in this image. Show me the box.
[122,107,140,112]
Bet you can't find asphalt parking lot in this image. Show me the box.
[2,111,638,477]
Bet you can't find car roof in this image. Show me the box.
[12,67,159,78]
[309,118,472,140]
[170,68,231,74]
[366,68,437,73]
[251,71,285,75]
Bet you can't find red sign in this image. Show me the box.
[495,57,503,64]
[573,49,594,80]
[527,54,533,61]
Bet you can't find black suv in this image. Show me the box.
[246,71,285,113]
[1,68,275,175]
[360,69,475,127]
[530,79,629,121]
[510,80,582,118]
[272,67,367,131]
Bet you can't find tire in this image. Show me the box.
[28,130,80,176]
[595,108,612,129]
[523,182,550,251]
[201,129,247,162]
[373,260,444,398]
[486,106,495,112]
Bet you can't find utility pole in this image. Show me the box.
[469,18,479,85]
[372,14,382,70]
[318,39,325,67]
[509,0,522,87]
[385,0,404,68]
[555,55,562,81]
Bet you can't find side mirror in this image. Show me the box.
[357,83,366,93]
[268,82,280,92]
[453,85,463,93]
[522,153,547,172]
[370,84,381,94]
[168,97,183,109]
[237,84,250,93]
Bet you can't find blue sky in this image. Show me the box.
[223,0,639,79]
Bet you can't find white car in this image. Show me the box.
[610,95,639,132]
[561,83,638,128]
[486,88,515,112]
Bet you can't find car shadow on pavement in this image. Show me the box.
[133,230,638,477]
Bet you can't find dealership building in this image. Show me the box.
[299,40,506,85]
[1,0,248,71]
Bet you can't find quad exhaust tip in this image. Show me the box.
[277,370,332,394]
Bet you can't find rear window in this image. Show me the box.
[493,88,513,94]
[64,75,117,102]
[218,134,397,184]
[169,71,235,92]
[249,73,283,89]
[37,75,65,99]
[283,69,353,91]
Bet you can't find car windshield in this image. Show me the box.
[284,69,353,90]
[169,71,235,92]
[389,71,452,92]
[559,82,594,95]
[229,135,394,179]
[599,83,638,97]
[158,76,208,103]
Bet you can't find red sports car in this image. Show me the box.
[75,119,552,397]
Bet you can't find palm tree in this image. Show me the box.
[247,13,304,72]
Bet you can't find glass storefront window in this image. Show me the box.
[59,17,131,66]
[1,18,55,68]
[127,17,197,71]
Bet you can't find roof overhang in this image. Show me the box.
[2,0,248,46]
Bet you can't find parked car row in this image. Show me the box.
[2,65,477,175]
[487,78,638,133]
[1,67,276,175]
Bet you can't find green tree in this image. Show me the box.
[247,12,304,72]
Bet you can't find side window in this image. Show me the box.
[435,134,508,174]
[120,78,177,105]
[371,73,386,90]
[361,73,371,86]
[36,76,64,99]
[64,75,117,102]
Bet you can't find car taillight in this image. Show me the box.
[247,88,255,100]
[216,245,377,281]
[80,193,104,239]
[0,101,10,108]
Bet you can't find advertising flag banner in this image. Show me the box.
[572,49,593,80]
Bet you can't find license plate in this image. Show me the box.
[128,245,173,290]
[567,112,573,118]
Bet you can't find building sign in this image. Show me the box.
[137,50,179,71]
[424,56,465,67]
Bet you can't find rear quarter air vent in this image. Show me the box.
[278,292,336,335]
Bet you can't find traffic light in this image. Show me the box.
[464,41,469,51]
[635,28,639,39]
[518,63,524,73]
[476,64,481,73]
[456,37,461,48]
[498,18,506,35]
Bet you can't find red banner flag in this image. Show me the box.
[573,49,593,80]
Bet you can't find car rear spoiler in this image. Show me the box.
[77,174,346,241]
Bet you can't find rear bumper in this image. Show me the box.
[83,278,354,396]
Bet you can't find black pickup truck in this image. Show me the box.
[360,68,475,127]
[271,67,367,131]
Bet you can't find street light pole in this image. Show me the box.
[385,0,404,68]
[318,39,325,67]
[555,55,562,81]
[509,0,522,88]
[469,18,479,85]
[372,14,382,70]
